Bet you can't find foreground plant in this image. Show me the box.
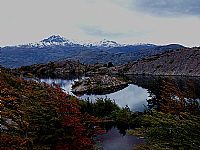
[129,78,200,150]
[0,69,104,149]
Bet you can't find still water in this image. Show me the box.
[39,78,149,112]
[99,128,145,150]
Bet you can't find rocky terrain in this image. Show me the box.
[12,60,119,79]
[8,47,200,95]
[71,75,128,95]
[11,61,128,95]
[118,47,200,76]
[13,60,86,78]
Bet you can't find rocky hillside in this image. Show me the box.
[120,47,200,76]
[14,60,86,78]
[12,60,120,79]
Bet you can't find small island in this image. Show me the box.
[71,75,128,95]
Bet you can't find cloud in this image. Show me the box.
[133,0,200,17]
[80,26,131,38]
[0,0,200,47]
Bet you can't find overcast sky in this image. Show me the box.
[0,0,200,47]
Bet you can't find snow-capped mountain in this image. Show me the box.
[24,36,125,48]
[91,39,123,47]
[1,35,185,68]
[2,35,183,50]
[83,39,124,48]
[131,43,157,47]
[28,35,81,48]
[5,35,156,49]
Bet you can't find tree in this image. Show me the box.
[107,62,114,68]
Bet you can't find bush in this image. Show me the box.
[0,69,104,149]
[79,97,120,118]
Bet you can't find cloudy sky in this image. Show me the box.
[0,0,200,47]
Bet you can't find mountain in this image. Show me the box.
[72,43,185,65]
[84,39,123,48]
[37,35,82,47]
[17,35,82,48]
[0,35,185,68]
[119,47,200,76]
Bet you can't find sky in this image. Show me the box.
[0,0,200,47]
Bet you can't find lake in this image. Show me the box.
[39,75,200,150]
[39,78,149,112]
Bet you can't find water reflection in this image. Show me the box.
[80,84,149,112]
[127,75,200,111]
[40,78,76,95]
[99,128,145,150]
[39,79,149,112]
[39,75,200,112]
[127,75,200,99]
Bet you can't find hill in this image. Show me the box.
[14,59,86,78]
[120,47,200,76]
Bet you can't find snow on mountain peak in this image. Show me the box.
[6,35,156,49]
[28,35,80,47]
[40,35,66,43]
[132,43,156,47]
[97,39,122,47]
[83,39,123,48]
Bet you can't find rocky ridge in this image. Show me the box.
[119,47,200,76]
[14,60,86,78]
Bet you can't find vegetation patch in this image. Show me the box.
[0,68,105,149]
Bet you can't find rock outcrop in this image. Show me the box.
[14,60,86,78]
[71,75,128,95]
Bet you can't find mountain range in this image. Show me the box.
[0,35,185,68]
